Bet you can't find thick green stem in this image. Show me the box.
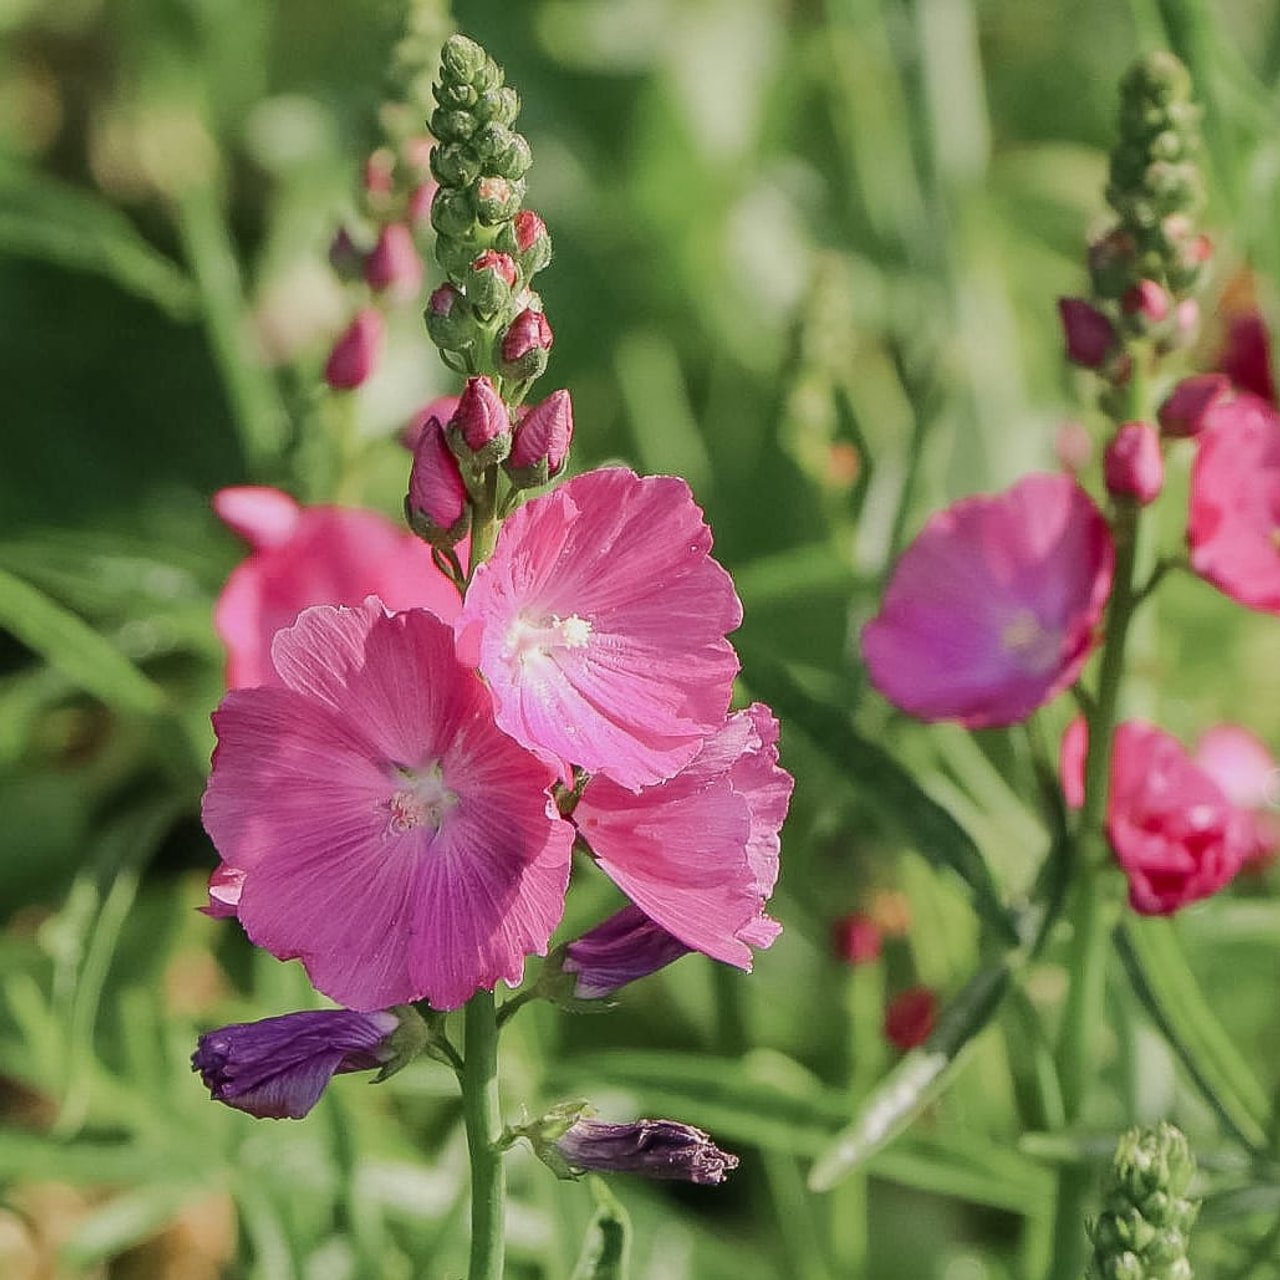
[462,990,506,1280]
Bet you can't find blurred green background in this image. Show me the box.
[2,0,1279,1276]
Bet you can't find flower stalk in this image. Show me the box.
[462,990,506,1280]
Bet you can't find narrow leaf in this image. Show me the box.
[740,650,1016,942]
[0,565,167,715]
[569,1177,632,1280]
[809,960,1011,1191]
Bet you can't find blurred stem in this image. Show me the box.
[172,183,288,474]
[1048,491,1143,1280]
[462,990,506,1280]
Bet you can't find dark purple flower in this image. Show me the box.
[555,1117,739,1185]
[192,1008,399,1119]
[563,905,692,999]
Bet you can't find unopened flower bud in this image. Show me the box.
[430,186,475,239]
[562,905,690,999]
[1058,298,1116,368]
[474,86,520,128]
[447,375,510,465]
[440,34,488,87]
[1122,279,1170,325]
[832,913,882,965]
[1158,373,1230,438]
[430,141,481,189]
[468,249,518,318]
[328,226,366,282]
[407,414,470,547]
[425,283,470,353]
[500,307,553,380]
[429,107,476,145]
[400,395,461,452]
[1104,422,1164,505]
[364,224,423,302]
[473,174,523,225]
[325,307,383,390]
[506,389,573,487]
[498,208,552,277]
[884,986,937,1050]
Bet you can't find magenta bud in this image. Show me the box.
[325,307,383,390]
[467,250,519,318]
[449,376,510,456]
[328,227,366,283]
[364,224,424,302]
[425,283,470,352]
[506,389,573,487]
[1121,279,1170,324]
[1104,421,1164,505]
[1058,298,1116,369]
[514,209,547,253]
[407,415,470,545]
[500,307,554,380]
[1158,373,1231,439]
[472,249,518,288]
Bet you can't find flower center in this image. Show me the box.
[385,761,457,836]
[1000,609,1061,674]
[505,612,594,666]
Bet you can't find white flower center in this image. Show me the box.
[385,761,457,836]
[1000,609,1061,674]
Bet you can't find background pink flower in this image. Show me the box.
[1195,726,1280,869]
[454,468,743,789]
[862,474,1114,727]
[1187,394,1280,613]
[573,704,791,967]
[202,600,574,1011]
[213,487,461,688]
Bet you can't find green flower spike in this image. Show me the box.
[1088,1122,1200,1280]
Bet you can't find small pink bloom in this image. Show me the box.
[1104,421,1163,505]
[202,601,575,1011]
[325,307,384,390]
[1158,374,1231,439]
[862,474,1115,728]
[471,249,518,289]
[514,210,548,253]
[884,987,936,1050]
[364,224,423,302]
[455,468,743,789]
[1195,726,1280,869]
[1058,298,1115,368]
[832,913,882,966]
[500,307,554,378]
[1217,309,1276,404]
[573,704,791,966]
[213,487,459,689]
[1187,394,1280,613]
[1122,280,1170,324]
[1107,722,1250,914]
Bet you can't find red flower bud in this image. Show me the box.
[514,209,547,253]
[407,414,469,542]
[449,376,510,452]
[509,389,573,479]
[324,307,383,390]
[364,223,423,302]
[472,249,518,288]
[500,308,554,379]
[831,913,882,966]
[1158,374,1231,439]
[884,986,937,1051]
[1058,298,1115,369]
[1104,421,1163,505]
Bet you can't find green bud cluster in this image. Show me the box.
[1088,1123,1199,1280]
[1091,53,1208,316]
[425,35,552,386]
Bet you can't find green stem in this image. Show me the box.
[462,990,506,1280]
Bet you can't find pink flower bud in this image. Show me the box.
[831,913,882,966]
[1054,419,1093,474]
[472,249,518,288]
[884,987,936,1050]
[1158,373,1231,439]
[1121,279,1170,324]
[324,307,383,390]
[1058,298,1116,368]
[407,414,469,540]
[1104,421,1163,505]
[508,389,573,481]
[401,395,461,452]
[364,223,423,302]
[514,209,547,253]
[449,376,509,452]
[500,308,554,379]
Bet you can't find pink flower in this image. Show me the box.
[1216,308,1276,404]
[324,307,383,390]
[1157,373,1230,439]
[1187,393,1280,613]
[364,224,423,302]
[862,474,1114,728]
[572,704,791,967]
[1195,726,1280,869]
[202,600,575,1010]
[454,468,743,789]
[213,487,459,689]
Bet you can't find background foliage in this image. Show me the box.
[1,0,1278,1276]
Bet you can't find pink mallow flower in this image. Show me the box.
[1195,726,1280,869]
[862,474,1114,728]
[454,468,743,789]
[1187,393,1280,614]
[192,1008,399,1119]
[202,600,575,1011]
[572,704,792,968]
[1060,719,1250,914]
[213,487,459,689]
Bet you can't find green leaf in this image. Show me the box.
[0,159,197,320]
[0,565,168,716]
[809,960,1012,1191]
[740,651,1016,942]
[1115,919,1270,1152]
[569,1177,632,1280]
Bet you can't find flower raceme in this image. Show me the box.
[862,474,1115,728]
